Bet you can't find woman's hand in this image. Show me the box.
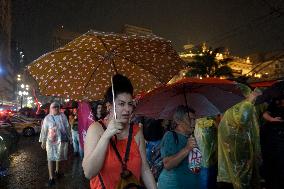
[104,119,124,139]
[163,136,197,170]
[185,137,197,153]
[41,142,46,150]
[271,117,283,122]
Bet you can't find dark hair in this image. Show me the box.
[104,74,133,104]
[94,102,103,112]
[95,102,105,119]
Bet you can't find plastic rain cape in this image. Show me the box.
[217,100,261,189]
[194,117,217,168]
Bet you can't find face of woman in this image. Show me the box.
[181,112,196,134]
[111,93,133,124]
[97,104,102,114]
[50,105,60,115]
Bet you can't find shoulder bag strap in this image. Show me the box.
[97,121,134,188]
[171,131,179,144]
[98,173,106,189]
[124,123,133,164]
[99,121,133,168]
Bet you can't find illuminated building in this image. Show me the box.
[248,51,284,80]
[179,43,253,77]
[0,0,15,102]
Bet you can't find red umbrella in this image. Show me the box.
[134,77,245,119]
[250,80,278,88]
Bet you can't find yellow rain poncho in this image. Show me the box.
[195,117,217,168]
[217,99,261,189]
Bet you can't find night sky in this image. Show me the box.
[12,0,284,63]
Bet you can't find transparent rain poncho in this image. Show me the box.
[217,100,261,189]
[194,117,217,168]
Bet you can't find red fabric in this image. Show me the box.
[90,125,142,189]
[78,101,94,150]
[134,77,244,119]
[250,80,277,88]
[144,77,238,97]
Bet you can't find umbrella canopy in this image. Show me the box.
[255,80,284,104]
[27,30,184,101]
[134,77,245,119]
[250,80,278,88]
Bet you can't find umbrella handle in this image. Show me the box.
[111,77,117,119]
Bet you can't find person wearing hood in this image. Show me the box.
[39,102,71,187]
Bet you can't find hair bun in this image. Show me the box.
[112,74,133,93]
[104,74,133,104]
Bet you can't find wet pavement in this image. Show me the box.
[0,135,89,189]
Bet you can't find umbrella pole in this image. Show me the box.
[111,77,117,119]
[183,84,195,137]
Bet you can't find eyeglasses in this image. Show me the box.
[51,106,59,109]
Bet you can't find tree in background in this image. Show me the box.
[186,47,233,78]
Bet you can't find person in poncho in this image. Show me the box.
[195,116,218,189]
[217,86,262,189]
[39,102,71,187]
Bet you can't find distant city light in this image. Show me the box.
[0,65,3,74]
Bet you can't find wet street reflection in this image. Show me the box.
[0,136,89,189]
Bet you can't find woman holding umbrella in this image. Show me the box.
[82,74,157,189]
[158,105,200,189]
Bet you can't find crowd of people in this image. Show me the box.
[38,74,284,189]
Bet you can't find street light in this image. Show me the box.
[21,84,25,88]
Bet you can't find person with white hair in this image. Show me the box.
[158,105,200,189]
[39,102,71,187]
